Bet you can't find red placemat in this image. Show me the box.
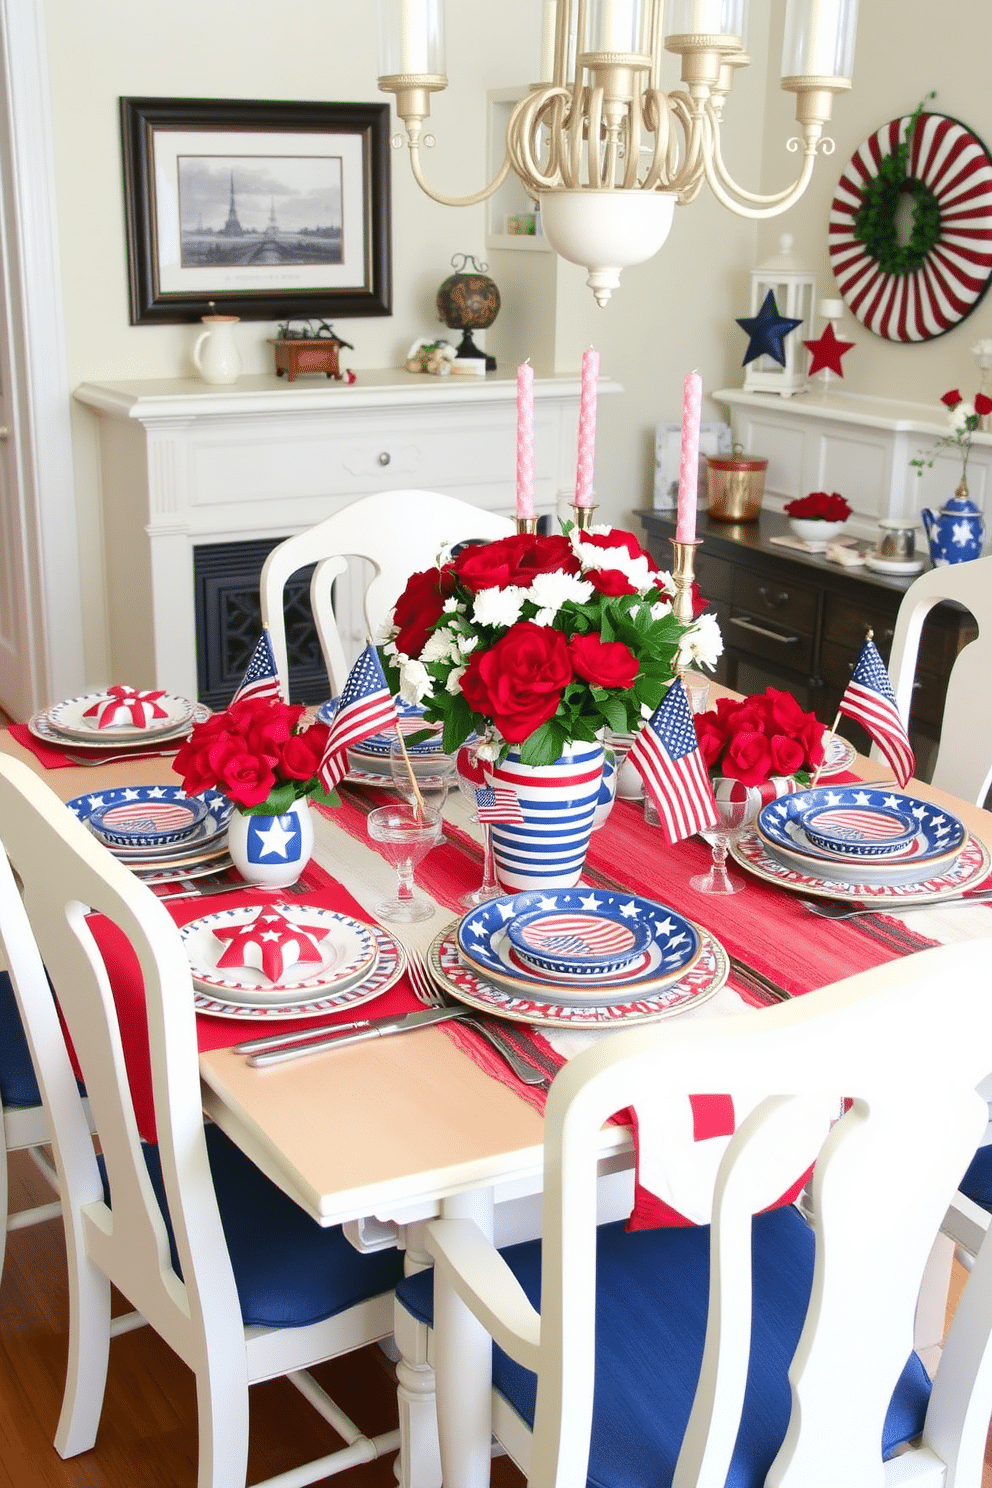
[7,722,182,770]
[83,858,417,1142]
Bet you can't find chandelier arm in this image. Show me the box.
[639,92,673,191]
[587,87,606,190]
[623,103,641,190]
[406,144,514,207]
[706,105,824,208]
[506,85,572,193]
[701,126,819,218]
[664,93,706,200]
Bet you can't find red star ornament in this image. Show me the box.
[213,907,330,982]
[803,322,855,377]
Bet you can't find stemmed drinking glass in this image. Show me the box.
[455,739,502,907]
[367,803,443,922]
[689,784,760,896]
[388,737,455,815]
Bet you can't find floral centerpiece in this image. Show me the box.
[172,698,337,888]
[693,687,826,794]
[381,525,722,766]
[380,523,723,890]
[783,491,852,525]
[911,388,992,489]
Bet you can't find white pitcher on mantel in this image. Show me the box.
[192,314,241,384]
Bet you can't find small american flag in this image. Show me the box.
[838,637,915,788]
[627,679,719,845]
[318,645,398,792]
[231,631,284,705]
[476,786,525,824]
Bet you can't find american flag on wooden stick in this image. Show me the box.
[318,645,398,792]
[476,786,525,824]
[838,637,915,788]
[627,679,719,845]
[231,630,284,705]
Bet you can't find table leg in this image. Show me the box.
[395,1223,442,1488]
[435,1189,496,1488]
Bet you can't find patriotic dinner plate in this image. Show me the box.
[731,827,990,905]
[456,890,702,1004]
[431,923,727,1027]
[190,921,405,1020]
[755,786,968,887]
[68,785,231,851]
[46,690,194,741]
[31,699,208,751]
[181,904,379,1005]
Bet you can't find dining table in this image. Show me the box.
[6,703,992,1488]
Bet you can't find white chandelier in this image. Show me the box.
[377,0,859,305]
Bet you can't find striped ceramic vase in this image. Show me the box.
[487,740,605,891]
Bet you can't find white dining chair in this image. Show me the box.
[885,553,992,805]
[396,940,992,1488]
[259,489,514,697]
[0,970,63,1281]
[0,753,408,1488]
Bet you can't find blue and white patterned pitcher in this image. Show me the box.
[920,493,985,565]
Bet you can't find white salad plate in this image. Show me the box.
[47,690,194,741]
[430,924,728,1028]
[31,700,208,751]
[181,904,379,1005]
[190,921,405,1020]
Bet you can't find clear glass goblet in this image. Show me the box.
[389,737,455,814]
[367,803,443,922]
[690,784,760,896]
[454,739,502,907]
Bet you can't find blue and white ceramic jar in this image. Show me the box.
[226,797,314,888]
[921,492,985,565]
[487,740,604,891]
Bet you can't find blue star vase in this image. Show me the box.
[227,797,314,888]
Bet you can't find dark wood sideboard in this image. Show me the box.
[637,509,977,778]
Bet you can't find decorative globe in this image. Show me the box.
[436,254,500,331]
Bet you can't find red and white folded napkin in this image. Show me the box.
[83,685,170,729]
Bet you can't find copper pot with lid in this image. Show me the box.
[706,443,768,522]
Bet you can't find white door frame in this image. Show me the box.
[0,0,83,714]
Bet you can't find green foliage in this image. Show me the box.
[853,94,941,277]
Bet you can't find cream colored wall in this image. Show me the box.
[756,0,992,407]
[41,0,797,681]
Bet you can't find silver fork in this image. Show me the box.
[799,889,992,919]
[61,748,181,767]
[406,947,547,1087]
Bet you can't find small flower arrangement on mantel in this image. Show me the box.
[784,490,852,545]
[380,525,723,767]
[910,388,992,496]
[693,687,826,793]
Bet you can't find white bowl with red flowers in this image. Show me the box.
[784,491,852,549]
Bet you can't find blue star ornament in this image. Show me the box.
[736,290,804,368]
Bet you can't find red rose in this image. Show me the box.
[691,580,709,617]
[229,697,305,756]
[768,733,805,776]
[765,688,812,739]
[173,735,225,796]
[210,741,279,808]
[568,632,639,689]
[279,722,330,781]
[784,491,851,522]
[450,533,580,593]
[726,696,773,736]
[586,566,637,597]
[722,729,772,788]
[802,717,826,767]
[941,389,962,407]
[392,566,456,658]
[460,622,573,742]
[693,713,727,771]
[977,393,992,417]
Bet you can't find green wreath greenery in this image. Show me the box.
[853,93,942,277]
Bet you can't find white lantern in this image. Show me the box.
[743,233,815,398]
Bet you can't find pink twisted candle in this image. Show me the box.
[515,361,535,521]
[574,347,600,508]
[676,371,702,544]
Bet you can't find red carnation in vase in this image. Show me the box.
[941,389,963,407]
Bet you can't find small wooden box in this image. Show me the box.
[271,338,344,382]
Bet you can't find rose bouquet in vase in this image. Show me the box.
[173,697,337,888]
[381,524,722,889]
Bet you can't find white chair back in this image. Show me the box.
[424,942,992,1488]
[886,554,992,803]
[260,489,514,695]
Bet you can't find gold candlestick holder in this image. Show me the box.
[570,503,598,530]
[515,516,538,534]
[669,538,701,625]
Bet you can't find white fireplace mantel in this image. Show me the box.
[715,386,992,550]
[75,369,618,700]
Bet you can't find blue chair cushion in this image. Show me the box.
[959,1144,992,1213]
[0,970,42,1108]
[100,1121,405,1329]
[397,1207,932,1488]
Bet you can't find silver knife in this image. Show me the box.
[246,1005,468,1067]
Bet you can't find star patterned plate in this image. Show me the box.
[755,786,968,887]
[190,921,405,1020]
[181,904,379,1005]
[31,700,209,751]
[67,786,233,869]
[731,827,990,905]
[430,923,727,1027]
[456,891,702,1004]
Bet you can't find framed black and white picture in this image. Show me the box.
[120,97,392,324]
